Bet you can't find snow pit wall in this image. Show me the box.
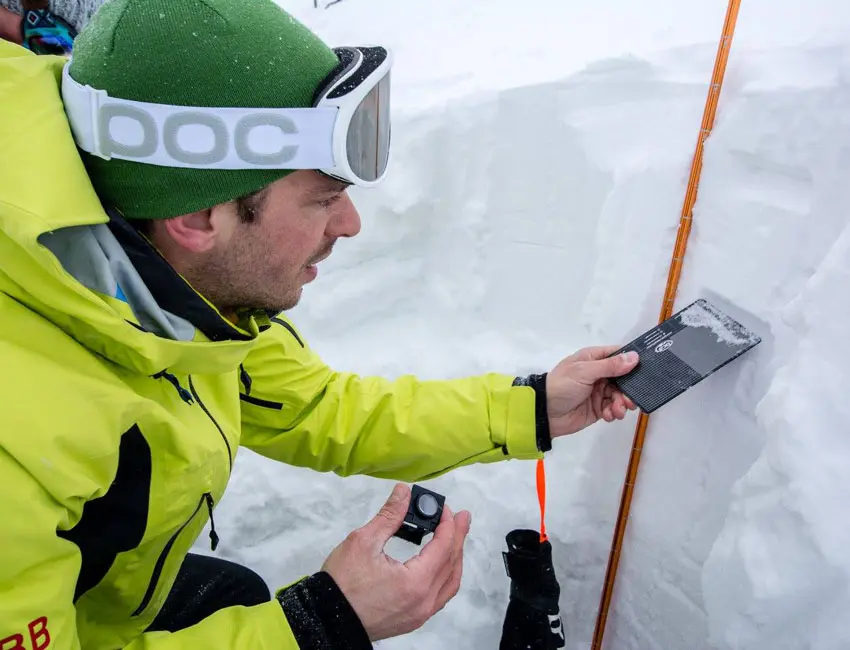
[201,31,850,650]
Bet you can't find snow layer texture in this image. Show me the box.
[195,1,850,648]
[679,301,761,347]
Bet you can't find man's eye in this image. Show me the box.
[319,194,343,208]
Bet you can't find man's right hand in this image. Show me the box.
[321,483,472,642]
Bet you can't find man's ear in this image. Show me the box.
[161,209,221,253]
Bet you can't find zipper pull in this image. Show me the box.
[204,493,219,552]
[239,364,252,396]
[155,371,194,404]
[175,382,194,405]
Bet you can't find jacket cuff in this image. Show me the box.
[512,374,552,452]
[276,572,372,650]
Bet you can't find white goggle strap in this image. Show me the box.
[60,60,339,171]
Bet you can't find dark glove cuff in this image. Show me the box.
[277,572,372,650]
[513,373,552,452]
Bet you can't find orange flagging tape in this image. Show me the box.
[590,2,742,648]
[536,458,548,543]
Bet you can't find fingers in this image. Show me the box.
[406,505,471,607]
[571,345,626,362]
[434,510,470,609]
[592,381,605,420]
[595,381,639,421]
[448,511,470,575]
[606,382,638,416]
[405,504,457,575]
[601,383,614,421]
[611,388,629,418]
[578,350,639,383]
[363,483,411,546]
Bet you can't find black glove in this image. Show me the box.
[499,529,565,650]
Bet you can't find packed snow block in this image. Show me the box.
[612,299,761,413]
[215,3,850,649]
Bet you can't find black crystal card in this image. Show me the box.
[611,299,761,414]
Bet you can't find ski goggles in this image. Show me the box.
[61,45,392,186]
[22,9,77,55]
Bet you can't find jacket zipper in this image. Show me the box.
[131,493,209,617]
[237,365,284,410]
[239,364,252,395]
[188,376,233,472]
[271,317,304,347]
[153,371,194,404]
[204,493,219,551]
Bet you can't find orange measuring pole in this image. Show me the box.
[590,2,742,648]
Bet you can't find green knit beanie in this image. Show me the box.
[68,0,340,219]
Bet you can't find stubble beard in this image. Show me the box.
[189,238,332,318]
[187,250,302,318]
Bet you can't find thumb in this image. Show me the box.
[579,350,640,382]
[363,483,411,545]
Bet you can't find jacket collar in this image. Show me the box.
[0,44,266,377]
[105,207,269,343]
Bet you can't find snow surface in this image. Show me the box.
[195,1,850,648]
[679,301,761,347]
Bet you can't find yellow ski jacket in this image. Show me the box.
[0,42,547,650]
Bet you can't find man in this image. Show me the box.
[0,0,640,648]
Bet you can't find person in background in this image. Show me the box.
[0,0,102,53]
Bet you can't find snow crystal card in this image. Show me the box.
[611,299,761,414]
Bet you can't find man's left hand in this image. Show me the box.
[546,346,640,439]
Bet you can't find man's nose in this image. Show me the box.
[327,193,361,239]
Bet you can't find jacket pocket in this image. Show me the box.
[131,493,208,617]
